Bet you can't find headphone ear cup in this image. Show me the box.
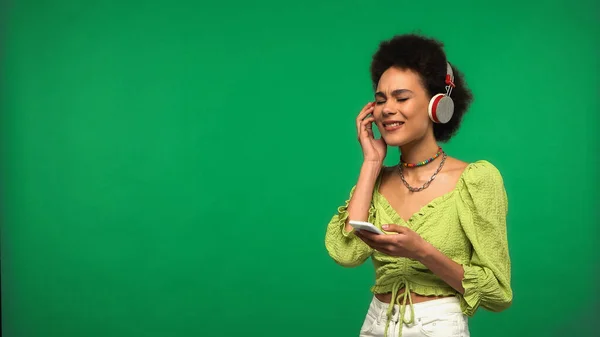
[428,94,454,124]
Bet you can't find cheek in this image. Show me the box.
[407,101,433,130]
[372,108,384,122]
[373,106,383,115]
[406,100,430,121]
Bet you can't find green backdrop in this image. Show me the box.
[1,1,598,336]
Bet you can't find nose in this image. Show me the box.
[382,105,397,117]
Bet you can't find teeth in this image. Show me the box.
[387,122,402,127]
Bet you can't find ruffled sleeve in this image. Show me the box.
[324,184,376,267]
[456,160,513,316]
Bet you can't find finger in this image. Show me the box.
[356,103,375,132]
[358,230,391,247]
[357,102,375,119]
[358,117,376,140]
[382,224,406,234]
[369,239,399,256]
[355,231,377,246]
[355,232,372,247]
[361,116,375,128]
[356,112,373,136]
[365,119,375,138]
[355,102,373,125]
[357,229,379,239]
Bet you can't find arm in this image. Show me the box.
[325,101,388,267]
[418,243,465,294]
[343,162,382,232]
[356,225,466,294]
[324,162,381,267]
[456,161,513,315]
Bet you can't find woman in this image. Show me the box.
[324,34,513,337]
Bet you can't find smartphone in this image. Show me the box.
[349,220,385,235]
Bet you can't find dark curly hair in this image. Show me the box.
[370,33,473,142]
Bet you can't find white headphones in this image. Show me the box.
[428,62,455,124]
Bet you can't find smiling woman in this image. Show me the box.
[324,34,512,337]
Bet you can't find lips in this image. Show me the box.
[382,121,404,131]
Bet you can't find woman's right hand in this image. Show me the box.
[356,102,387,164]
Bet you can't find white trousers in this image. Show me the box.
[359,296,470,337]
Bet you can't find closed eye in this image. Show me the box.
[374,98,408,105]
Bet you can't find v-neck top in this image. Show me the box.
[324,160,512,337]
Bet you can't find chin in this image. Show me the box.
[382,134,409,147]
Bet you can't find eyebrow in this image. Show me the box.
[375,89,413,98]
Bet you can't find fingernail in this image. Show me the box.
[382,225,389,229]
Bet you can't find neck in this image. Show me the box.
[399,138,441,165]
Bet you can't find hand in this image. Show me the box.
[355,224,431,261]
[356,102,387,163]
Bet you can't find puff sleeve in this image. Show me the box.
[457,161,513,316]
[324,185,375,267]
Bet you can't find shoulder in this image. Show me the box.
[455,159,509,215]
[456,159,507,200]
[462,159,504,183]
[443,156,470,180]
[437,156,500,184]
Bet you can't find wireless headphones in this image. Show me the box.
[428,62,455,124]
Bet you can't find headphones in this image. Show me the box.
[428,62,455,124]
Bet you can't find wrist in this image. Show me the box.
[417,240,436,263]
[359,161,382,183]
[362,160,383,171]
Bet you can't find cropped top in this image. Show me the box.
[324,160,512,337]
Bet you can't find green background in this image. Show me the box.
[1,1,598,336]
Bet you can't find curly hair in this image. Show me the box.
[370,33,473,142]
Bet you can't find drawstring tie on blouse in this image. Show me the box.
[384,277,415,337]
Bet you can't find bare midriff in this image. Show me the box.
[375,288,453,304]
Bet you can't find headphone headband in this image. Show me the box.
[445,62,455,96]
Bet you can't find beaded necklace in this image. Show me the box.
[400,147,444,168]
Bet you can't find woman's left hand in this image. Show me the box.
[355,224,431,261]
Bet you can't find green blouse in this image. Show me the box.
[324,160,513,337]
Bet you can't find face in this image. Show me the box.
[373,67,433,147]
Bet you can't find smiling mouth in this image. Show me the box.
[382,121,404,131]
